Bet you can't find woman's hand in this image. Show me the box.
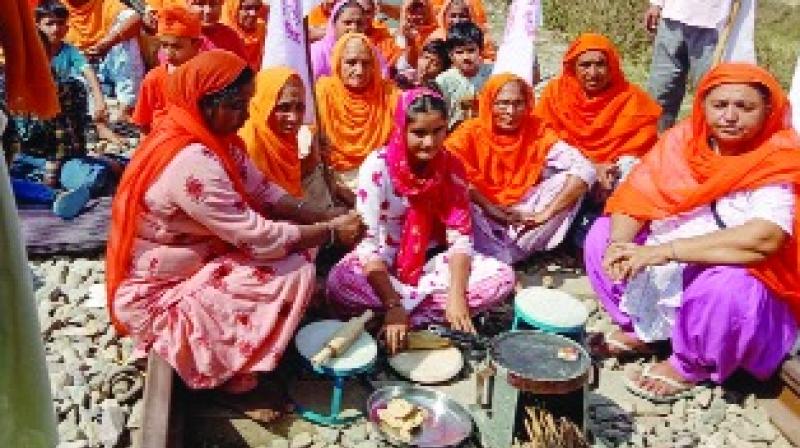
[382,305,409,355]
[445,293,476,334]
[484,203,523,226]
[329,210,363,247]
[593,163,620,201]
[603,242,671,282]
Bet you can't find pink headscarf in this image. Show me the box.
[310,0,388,81]
[387,88,473,285]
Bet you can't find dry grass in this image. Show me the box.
[541,0,800,89]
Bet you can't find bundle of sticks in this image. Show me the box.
[521,407,588,448]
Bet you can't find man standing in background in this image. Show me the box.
[644,0,755,131]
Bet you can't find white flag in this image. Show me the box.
[492,0,540,86]
[791,52,800,133]
[261,0,322,123]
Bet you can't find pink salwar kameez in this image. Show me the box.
[471,141,596,264]
[113,144,316,389]
[326,149,516,327]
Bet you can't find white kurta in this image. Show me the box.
[619,183,795,342]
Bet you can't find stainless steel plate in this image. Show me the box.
[367,385,473,447]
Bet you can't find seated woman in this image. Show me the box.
[327,88,515,353]
[535,34,661,246]
[106,51,361,402]
[240,66,341,211]
[445,73,595,264]
[315,32,398,198]
[221,0,268,70]
[585,63,800,402]
[63,0,145,121]
[310,0,388,81]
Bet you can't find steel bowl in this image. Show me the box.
[367,385,473,447]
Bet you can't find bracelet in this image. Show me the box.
[386,302,403,311]
[327,222,336,246]
[296,200,304,211]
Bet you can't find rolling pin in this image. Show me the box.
[311,310,374,366]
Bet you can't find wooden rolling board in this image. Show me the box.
[389,347,464,384]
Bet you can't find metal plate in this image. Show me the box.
[367,385,473,448]
[489,331,590,387]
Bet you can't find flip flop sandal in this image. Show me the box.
[625,364,698,404]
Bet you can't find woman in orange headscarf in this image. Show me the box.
[239,66,344,215]
[536,34,661,248]
[316,33,399,181]
[584,63,800,402]
[537,34,660,189]
[107,50,361,402]
[445,73,595,264]
[221,0,267,69]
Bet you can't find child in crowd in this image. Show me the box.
[133,6,203,134]
[435,21,492,129]
[62,0,145,128]
[186,0,248,59]
[35,0,120,145]
[395,38,450,89]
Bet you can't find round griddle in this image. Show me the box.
[489,331,590,394]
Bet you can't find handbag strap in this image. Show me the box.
[710,200,727,229]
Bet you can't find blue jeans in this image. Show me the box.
[647,18,717,131]
[10,154,111,205]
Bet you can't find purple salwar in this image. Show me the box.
[585,216,798,383]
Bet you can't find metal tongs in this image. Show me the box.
[426,324,488,361]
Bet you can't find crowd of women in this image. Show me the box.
[4,0,800,418]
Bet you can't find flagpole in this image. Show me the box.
[302,16,337,205]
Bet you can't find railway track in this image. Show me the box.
[138,347,800,448]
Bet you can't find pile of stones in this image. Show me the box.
[32,258,145,448]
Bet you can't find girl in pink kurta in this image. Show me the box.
[107,51,361,395]
[326,88,515,353]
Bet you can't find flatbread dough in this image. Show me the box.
[389,347,463,384]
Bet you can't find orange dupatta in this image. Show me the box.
[429,0,486,29]
[221,0,267,69]
[239,67,303,197]
[606,63,800,321]
[0,0,59,117]
[106,50,255,334]
[536,33,661,164]
[64,0,127,50]
[315,33,398,171]
[445,73,559,206]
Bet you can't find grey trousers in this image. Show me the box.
[647,18,718,131]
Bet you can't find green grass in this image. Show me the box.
[541,0,800,89]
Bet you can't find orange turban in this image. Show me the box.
[536,33,661,164]
[315,33,398,171]
[606,63,800,321]
[157,5,202,38]
[445,73,559,206]
[239,67,303,197]
[1,0,59,117]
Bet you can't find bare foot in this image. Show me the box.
[212,374,290,425]
[588,330,656,358]
[631,361,694,398]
